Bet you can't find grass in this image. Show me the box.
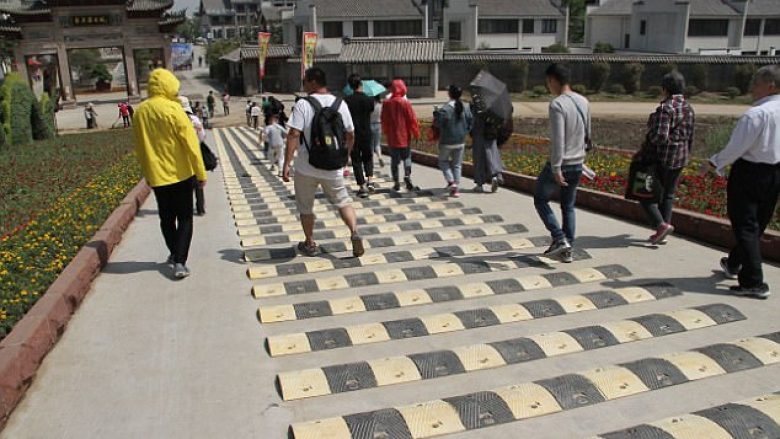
[0,131,141,339]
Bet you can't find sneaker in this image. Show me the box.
[378,158,385,168]
[173,263,190,279]
[166,254,175,266]
[357,186,369,198]
[351,234,365,257]
[404,178,419,191]
[730,283,770,299]
[560,250,573,263]
[474,185,485,193]
[449,184,459,198]
[543,239,571,258]
[367,181,376,193]
[392,182,401,191]
[270,164,277,173]
[720,257,739,280]
[649,223,674,245]
[491,177,499,193]
[297,241,318,257]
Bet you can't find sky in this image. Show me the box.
[174,0,200,16]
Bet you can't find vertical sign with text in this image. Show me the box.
[257,32,271,80]
[301,32,318,84]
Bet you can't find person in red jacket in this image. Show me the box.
[382,79,420,191]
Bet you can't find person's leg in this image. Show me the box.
[276,143,285,173]
[361,140,374,181]
[533,163,565,243]
[438,146,454,184]
[402,146,413,179]
[322,176,363,256]
[452,146,464,187]
[173,178,195,265]
[559,164,583,245]
[390,148,401,184]
[153,186,176,258]
[294,173,318,247]
[658,167,682,225]
[351,146,366,187]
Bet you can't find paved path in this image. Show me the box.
[3,126,779,438]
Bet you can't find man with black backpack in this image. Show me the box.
[282,67,364,257]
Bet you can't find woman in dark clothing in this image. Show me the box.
[634,71,695,245]
[471,114,504,193]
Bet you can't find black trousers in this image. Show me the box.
[351,136,374,186]
[726,159,780,288]
[640,165,682,228]
[153,177,195,264]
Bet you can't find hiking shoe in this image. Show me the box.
[560,250,573,263]
[173,263,190,279]
[297,241,318,257]
[720,257,739,280]
[392,182,401,191]
[649,223,674,245]
[491,177,499,193]
[730,283,770,299]
[543,239,571,258]
[351,234,365,257]
[357,186,369,198]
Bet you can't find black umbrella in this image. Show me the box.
[469,70,513,121]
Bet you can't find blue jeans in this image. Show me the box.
[438,145,464,185]
[534,162,583,243]
[390,146,412,182]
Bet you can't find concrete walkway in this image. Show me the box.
[3,126,779,438]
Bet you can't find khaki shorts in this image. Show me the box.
[294,172,352,215]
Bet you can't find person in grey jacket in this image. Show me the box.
[435,85,473,197]
[534,63,590,263]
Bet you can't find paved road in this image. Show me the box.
[3,126,779,438]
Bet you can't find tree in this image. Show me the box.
[562,0,586,44]
[206,39,240,67]
[176,16,202,42]
[69,49,101,83]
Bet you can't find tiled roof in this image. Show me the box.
[0,1,50,15]
[158,13,186,27]
[339,38,444,63]
[313,0,422,19]
[128,0,174,12]
[587,0,633,16]
[240,44,297,59]
[688,0,739,17]
[747,0,780,16]
[443,51,780,64]
[476,0,563,17]
[221,47,242,62]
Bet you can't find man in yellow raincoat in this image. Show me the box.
[132,68,206,279]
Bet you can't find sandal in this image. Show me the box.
[297,241,317,257]
[351,234,365,258]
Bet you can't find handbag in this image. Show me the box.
[625,157,660,202]
[200,141,218,171]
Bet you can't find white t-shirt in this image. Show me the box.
[250,105,262,117]
[264,123,287,147]
[288,93,354,179]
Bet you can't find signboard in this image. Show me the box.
[258,32,271,79]
[71,15,110,27]
[301,32,317,83]
[171,43,193,71]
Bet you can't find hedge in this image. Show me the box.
[0,72,54,147]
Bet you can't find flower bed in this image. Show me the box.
[0,131,140,339]
[413,132,779,231]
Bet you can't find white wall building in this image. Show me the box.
[586,0,780,55]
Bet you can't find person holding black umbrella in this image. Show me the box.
[534,63,590,263]
[469,70,513,193]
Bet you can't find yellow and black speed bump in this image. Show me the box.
[265,282,684,357]
[232,201,465,222]
[252,248,593,298]
[235,201,467,226]
[258,264,631,323]
[276,303,744,399]
[591,391,780,439]
[289,332,780,439]
[239,214,505,239]
[247,237,551,279]
[247,223,528,260]
[229,196,454,217]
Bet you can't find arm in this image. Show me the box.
[282,128,300,182]
[176,113,207,183]
[709,112,763,175]
[406,103,420,140]
[345,131,355,155]
[548,104,566,173]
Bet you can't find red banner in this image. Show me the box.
[301,32,317,81]
[258,32,271,79]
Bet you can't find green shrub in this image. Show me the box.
[734,64,757,94]
[543,43,570,53]
[593,42,614,53]
[684,85,700,96]
[509,60,529,92]
[621,63,644,94]
[658,63,677,76]
[1,73,35,146]
[725,86,741,99]
[531,85,548,96]
[606,83,626,94]
[589,62,611,92]
[647,85,663,98]
[571,84,587,94]
[688,63,708,91]
[33,93,55,140]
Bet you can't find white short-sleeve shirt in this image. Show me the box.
[288,93,355,180]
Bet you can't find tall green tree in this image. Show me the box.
[562,0,586,44]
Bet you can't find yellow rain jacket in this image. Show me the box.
[132,68,206,187]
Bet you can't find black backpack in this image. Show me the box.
[200,141,218,171]
[302,96,348,170]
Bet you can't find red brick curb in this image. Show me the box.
[0,179,151,429]
[410,149,780,262]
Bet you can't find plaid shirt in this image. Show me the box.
[643,94,695,169]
